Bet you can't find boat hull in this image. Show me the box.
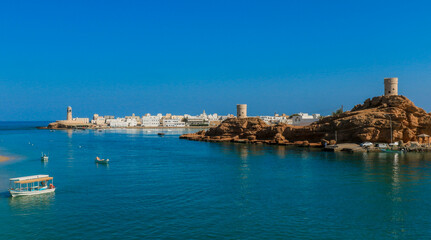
[95,160,109,164]
[9,188,55,197]
[381,149,403,153]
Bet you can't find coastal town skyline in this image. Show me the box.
[45,77,394,129]
[50,104,321,128]
[2,76,429,121]
[2,1,431,120]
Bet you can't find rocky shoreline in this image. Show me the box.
[180,95,431,147]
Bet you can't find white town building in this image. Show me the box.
[107,118,128,127]
[142,115,162,127]
[260,115,292,125]
[162,119,186,127]
[291,113,321,126]
[126,118,138,127]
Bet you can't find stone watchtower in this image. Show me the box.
[237,104,247,118]
[67,106,72,121]
[384,77,398,96]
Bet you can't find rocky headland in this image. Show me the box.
[37,121,94,129]
[180,95,431,146]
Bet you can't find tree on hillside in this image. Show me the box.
[332,106,344,116]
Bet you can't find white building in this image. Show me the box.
[162,119,186,127]
[291,113,321,126]
[187,118,209,126]
[125,113,141,122]
[107,118,128,127]
[91,115,107,126]
[259,115,292,125]
[183,110,218,126]
[72,118,89,124]
[207,113,219,121]
[126,118,138,127]
[142,115,162,127]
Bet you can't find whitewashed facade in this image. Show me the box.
[162,119,186,127]
[291,113,321,126]
[142,115,161,127]
[260,116,292,125]
[107,118,128,127]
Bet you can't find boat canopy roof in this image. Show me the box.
[9,175,51,183]
[14,177,53,184]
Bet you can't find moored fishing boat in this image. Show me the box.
[9,175,55,197]
[41,153,48,162]
[381,149,404,153]
[95,156,109,164]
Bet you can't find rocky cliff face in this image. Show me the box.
[180,95,431,145]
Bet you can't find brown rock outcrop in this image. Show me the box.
[180,95,431,145]
[47,121,94,129]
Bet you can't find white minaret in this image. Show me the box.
[384,78,398,96]
[67,106,72,121]
[237,104,247,118]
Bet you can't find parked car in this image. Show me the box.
[360,142,373,147]
[389,142,399,147]
[375,143,389,149]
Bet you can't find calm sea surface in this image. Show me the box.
[1,122,431,239]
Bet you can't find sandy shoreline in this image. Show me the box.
[0,155,11,162]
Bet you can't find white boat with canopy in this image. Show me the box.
[9,175,55,197]
[95,156,109,164]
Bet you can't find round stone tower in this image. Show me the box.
[384,77,398,96]
[237,104,247,118]
[67,106,72,121]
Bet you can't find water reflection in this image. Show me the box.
[42,161,48,168]
[216,143,319,161]
[96,163,110,169]
[8,193,55,211]
[66,129,73,138]
[392,153,400,190]
[238,146,249,160]
[362,152,431,183]
[217,143,267,160]
[215,143,431,189]
[275,145,287,158]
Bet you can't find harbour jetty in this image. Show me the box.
[180,94,431,148]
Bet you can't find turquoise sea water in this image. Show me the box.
[1,122,431,239]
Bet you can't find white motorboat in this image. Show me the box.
[95,156,109,164]
[9,175,56,197]
[41,153,48,162]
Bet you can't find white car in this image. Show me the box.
[361,142,373,147]
[375,143,389,149]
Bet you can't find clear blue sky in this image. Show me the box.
[1,1,431,121]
